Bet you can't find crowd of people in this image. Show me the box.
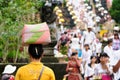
[54,0,120,80]
[54,25,120,80]
[1,0,120,80]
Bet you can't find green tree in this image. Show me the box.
[0,0,44,63]
[109,0,120,23]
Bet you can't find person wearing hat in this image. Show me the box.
[81,26,96,49]
[94,53,113,80]
[15,44,55,80]
[2,64,16,80]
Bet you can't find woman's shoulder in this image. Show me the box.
[17,64,29,71]
[17,64,54,74]
[95,63,101,68]
[44,66,53,71]
[42,66,55,75]
[88,50,92,53]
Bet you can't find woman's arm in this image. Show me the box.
[66,62,70,72]
[75,58,81,67]
[113,60,120,73]
[66,61,73,72]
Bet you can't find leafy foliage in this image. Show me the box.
[109,0,120,23]
[0,0,44,63]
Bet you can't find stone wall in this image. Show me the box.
[0,63,67,80]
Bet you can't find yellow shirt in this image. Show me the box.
[15,62,55,80]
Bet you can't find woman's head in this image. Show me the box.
[90,56,97,63]
[71,52,78,59]
[102,33,108,37]
[84,44,89,50]
[28,44,43,59]
[114,33,119,39]
[71,52,78,56]
[74,34,77,38]
[107,39,113,46]
[100,53,109,63]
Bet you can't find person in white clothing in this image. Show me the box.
[111,52,120,80]
[104,39,114,64]
[82,44,92,67]
[81,26,96,49]
[70,34,80,50]
[94,53,113,80]
[92,38,102,55]
[84,56,97,80]
[113,60,120,80]
[69,34,81,57]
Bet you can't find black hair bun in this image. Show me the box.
[28,44,44,59]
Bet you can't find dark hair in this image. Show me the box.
[88,56,97,67]
[90,55,97,60]
[28,44,43,59]
[100,53,109,58]
[84,44,89,47]
[114,33,119,36]
[107,39,113,44]
[64,32,67,34]
[114,33,119,39]
[1,74,10,80]
[71,52,77,56]
[74,34,77,38]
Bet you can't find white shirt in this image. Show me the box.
[111,51,120,80]
[95,63,113,74]
[70,38,80,49]
[82,49,92,64]
[82,31,96,45]
[104,45,114,64]
[92,39,102,53]
[54,45,59,55]
[84,64,97,77]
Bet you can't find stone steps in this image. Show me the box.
[43,47,54,56]
[41,40,58,63]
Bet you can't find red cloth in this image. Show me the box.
[102,74,112,80]
[9,76,14,80]
[66,60,81,80]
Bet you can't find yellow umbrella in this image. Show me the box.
[76,19,81,22]
[70,11,75,15]
[56,9,62,15]
[72,16,77,20]
[100,30,108,37]
[74,21,77,24]
[54,6,59,12]
[66,2,71,7]
[59,18,65,23]
[68,6,73,10]
[57,9,62,13]
[74,19,80,24]
[58,13,63,17]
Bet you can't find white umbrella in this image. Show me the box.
[95,0,99,2]
[104,10,108,14]
[66,2,71,7]
[87,6,91,10]
[84,3,88,7]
